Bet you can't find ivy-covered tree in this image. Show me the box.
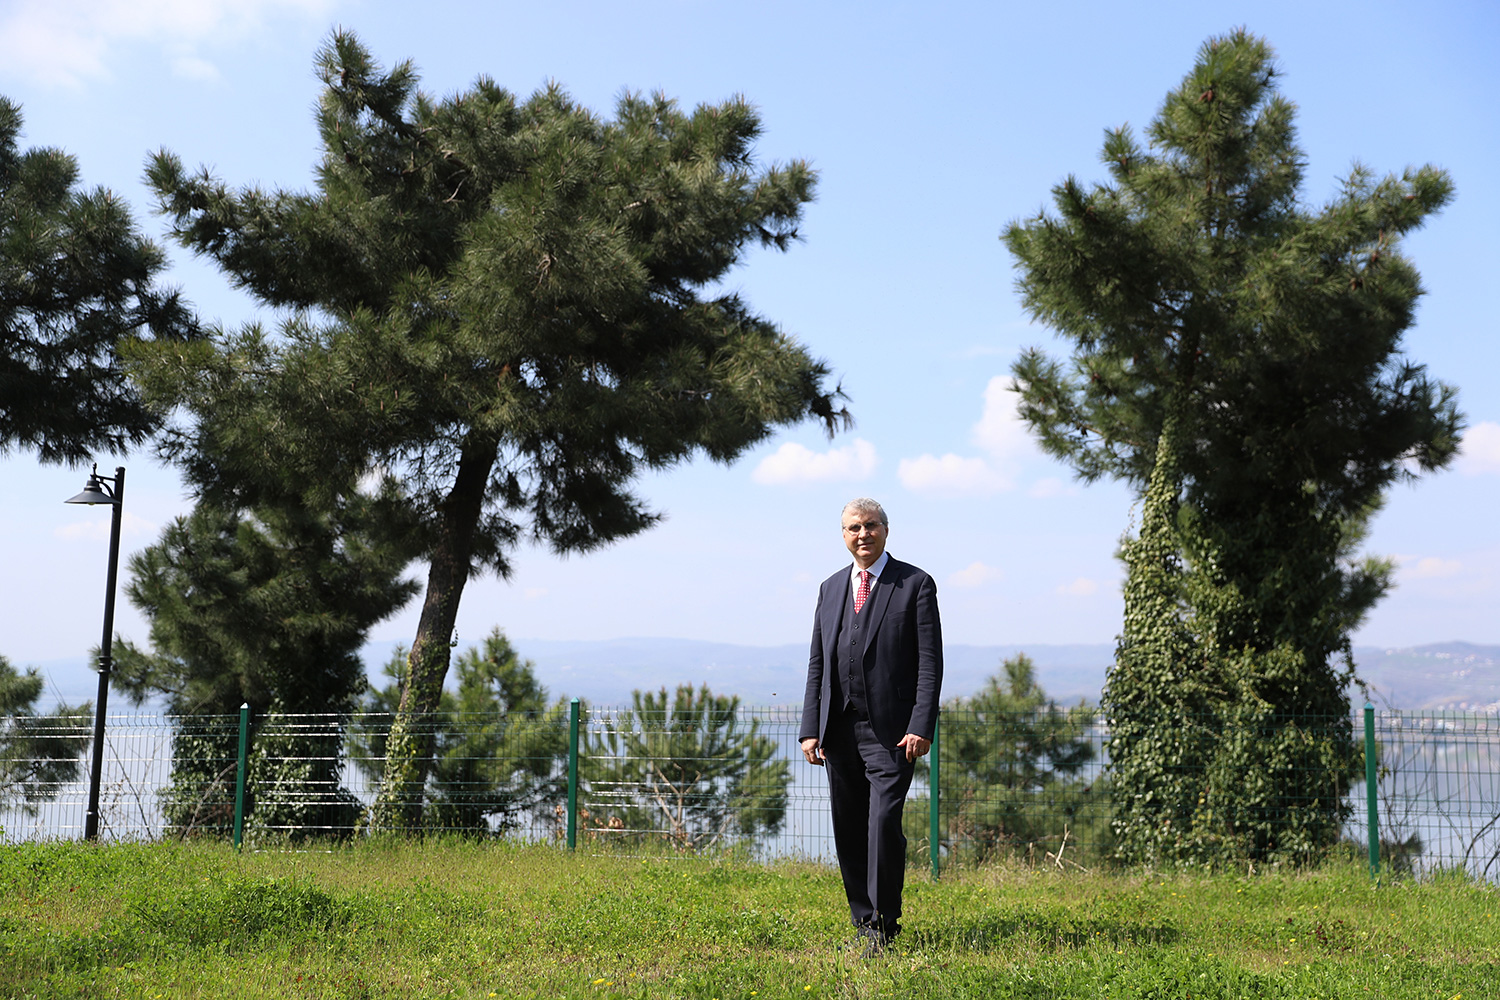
[1004,31,1460,864]
[132,31,845,830]
[353,629,569,835]
[0,655,91,816]
[583,684,788,850]
[0,97,194,465]
[113,499,416,838]
[917,654,1100,864]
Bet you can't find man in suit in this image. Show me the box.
[800,497,943,955]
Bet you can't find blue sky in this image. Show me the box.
[2,0,1497,676]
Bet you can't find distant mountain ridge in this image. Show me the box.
[402,637,1500,712]
[29,639,1500,713]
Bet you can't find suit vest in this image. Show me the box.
[836,577,870,718]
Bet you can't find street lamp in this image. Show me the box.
[65,464,125,842]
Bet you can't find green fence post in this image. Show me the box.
[567,697,580,851]
[929,713,941,880]
[1364,701,1379,880]
[233,702,250,852]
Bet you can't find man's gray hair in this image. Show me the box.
[842,497,888,525]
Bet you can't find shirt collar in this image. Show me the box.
[851,551,890,586]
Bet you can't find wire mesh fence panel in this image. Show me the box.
[577,703,815,858]
[242,713,361,843]
[0,712,188,842]
[4,704,1500,880]
[148,714,247,841]
[1345,709,1500,879]
[343,707,572,843]
[0,709,96,840]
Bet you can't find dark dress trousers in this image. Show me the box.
[800,556,943,936]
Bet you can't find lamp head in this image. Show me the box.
[65,464,118,506]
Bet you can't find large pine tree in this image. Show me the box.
[0,98,194,464]
[1004,31,1461,864]
[134,31,845,828]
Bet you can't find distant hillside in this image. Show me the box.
[479,639,1114,708]
[29,639,1500,713]
[1350,642,1500,712]
[481,639,1500,712]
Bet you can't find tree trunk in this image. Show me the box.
[371,435,497,830]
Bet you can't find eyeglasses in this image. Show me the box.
[843,520,886,535]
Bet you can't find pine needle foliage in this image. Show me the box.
[1003,31,1461,865]
[584,684,789,850]
[0,97,195,464]
[134,31,846,830]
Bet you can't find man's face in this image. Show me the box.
[842,507,888,569]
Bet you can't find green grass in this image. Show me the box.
[1,838,1496,998]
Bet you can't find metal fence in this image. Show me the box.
[3,703,1499,878]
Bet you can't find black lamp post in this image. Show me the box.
[65,464,125,842]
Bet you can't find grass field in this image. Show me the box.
[1,838,1496,998]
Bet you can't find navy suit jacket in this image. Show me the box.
[799,556,943,749]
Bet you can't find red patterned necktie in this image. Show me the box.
[854,570,871,614]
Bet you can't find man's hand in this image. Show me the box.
[800,737,824,766]
[896,733,931,762]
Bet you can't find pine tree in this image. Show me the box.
[0,97,194,464]
[918,653,1099,864]
[583,684,789,849]
[134,31,845,829]
[1003,31,1461,863]
[113,498,416,837]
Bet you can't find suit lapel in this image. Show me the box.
[821,569,851,668]
[859,559,897,663]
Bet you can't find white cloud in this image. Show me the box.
[523,587,549,601]
[897,453,1013,495]
[0,0,337,88]
[971,376,1035,461]
[54,511,155,542]
[899,377,1052,497]
[949,561,1003,588]
[1457,421,1500,475]
[752,438,878,485]
[1056,577,1100,597]
[1406,557,1462,580]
